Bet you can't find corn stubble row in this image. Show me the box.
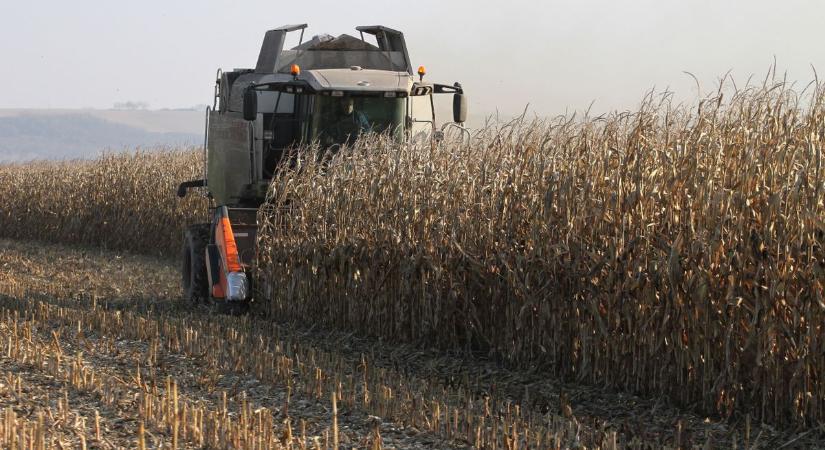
[0,149,207,257]
[258,82,825,426]
[0,304,285,449]
[0,292,614,449]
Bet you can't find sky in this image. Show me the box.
[2,0,824,118]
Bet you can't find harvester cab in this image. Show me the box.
[179,24,467,309]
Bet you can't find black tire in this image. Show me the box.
[182,223,211,303]
[214,300,250,316]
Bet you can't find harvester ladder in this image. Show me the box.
[213,69,222,110]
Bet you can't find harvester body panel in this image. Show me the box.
[206,111,252,206]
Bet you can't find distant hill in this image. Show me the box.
[0,110,203,162]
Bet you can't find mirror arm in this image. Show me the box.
[432,83,463,95]
[429,93,436,132]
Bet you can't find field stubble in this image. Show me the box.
[0,239,642,449]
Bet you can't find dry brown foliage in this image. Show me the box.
[258,81,825,427]
[0,149,207,256]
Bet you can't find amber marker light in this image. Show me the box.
[417,65,426,81]
[291,64,301,77]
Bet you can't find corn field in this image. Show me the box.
[257,81,825,427]
[0,80,823,444]
[0,149,207,257]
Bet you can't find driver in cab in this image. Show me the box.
[320,97,371,145]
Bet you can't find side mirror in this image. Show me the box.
[453,93,468,124]
[243,88,258,121]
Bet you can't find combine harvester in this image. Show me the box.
[177,24,467,311]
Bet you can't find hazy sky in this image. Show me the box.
[2,0,824,117]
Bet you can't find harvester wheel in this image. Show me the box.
[182,223,210,304]
[214,301,250,316]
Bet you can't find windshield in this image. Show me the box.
[311,96,405,146]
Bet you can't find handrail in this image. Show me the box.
[213,68,222,110]
[202,105,210,192]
